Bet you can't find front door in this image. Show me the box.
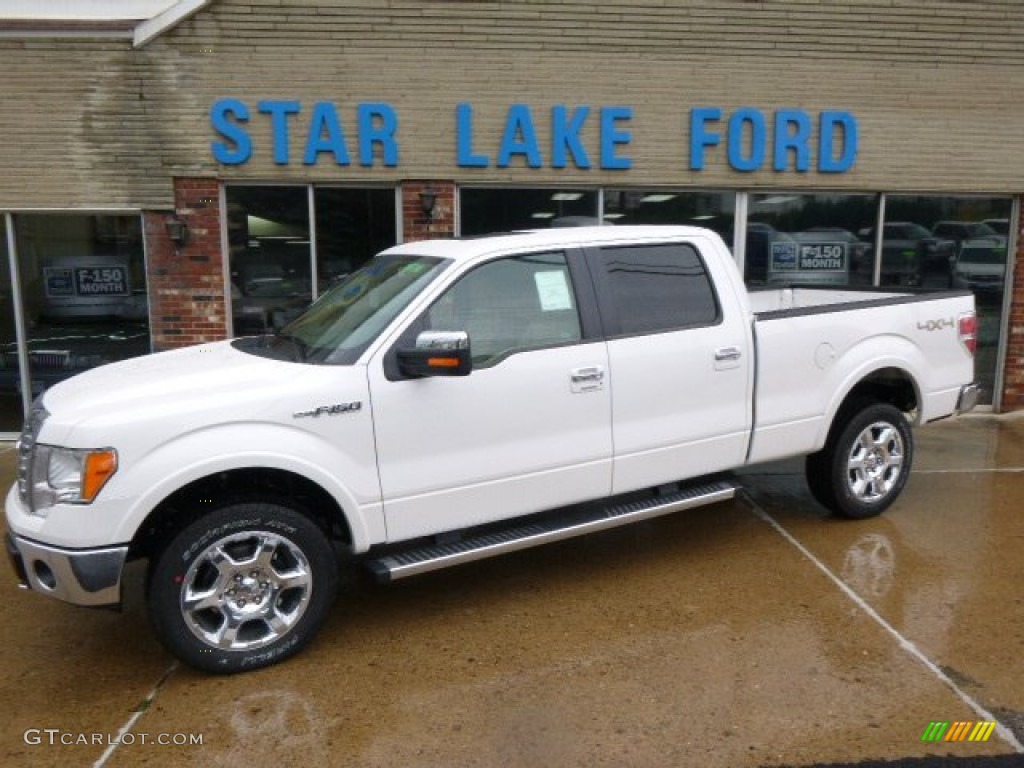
[368,250,612,542]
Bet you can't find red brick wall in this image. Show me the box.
[145,178,228,351]
[1002,203,1024,410]
[402,181,455,242]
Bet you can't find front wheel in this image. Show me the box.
[148,502,338,673]
[805,401,914,519]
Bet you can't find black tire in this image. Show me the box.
[148,502,338,674]
[805,400,913,519]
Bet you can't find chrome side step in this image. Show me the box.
[365,479,738,583]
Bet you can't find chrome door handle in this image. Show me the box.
[570,367,605,383]
[570,366,605,393]
[714,346,742,362]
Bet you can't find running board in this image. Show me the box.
[365,479,738,583]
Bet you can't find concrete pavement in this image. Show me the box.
[1,413,1022,767]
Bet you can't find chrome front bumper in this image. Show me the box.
[6,532,127,607]
[956,382,981,414]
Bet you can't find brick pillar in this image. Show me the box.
[401,180,456,242]
[145,178,228,351]
[1002,201,1024,411]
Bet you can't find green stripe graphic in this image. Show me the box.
[921,721,950,742]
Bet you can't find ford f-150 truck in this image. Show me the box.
[5,226,978,673]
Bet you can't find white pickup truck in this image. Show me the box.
[6,226,978,673]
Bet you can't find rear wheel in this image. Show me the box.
[148,502,338,673]
[805,401,913,519]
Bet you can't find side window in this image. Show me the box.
[423,251,582,366]
[599,243,719,335]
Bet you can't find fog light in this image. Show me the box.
[33,560,56,590]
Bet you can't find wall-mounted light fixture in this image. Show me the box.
[419,187,438,221]
[165,217,189,247]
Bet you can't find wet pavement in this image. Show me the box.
[1,413,1023,767]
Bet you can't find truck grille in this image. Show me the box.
[28,351,70,370]
[2,351,70,370]
[17,402,48,508]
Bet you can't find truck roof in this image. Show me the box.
[382,225,715,263]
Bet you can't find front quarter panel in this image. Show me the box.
[6,420,384,552]
[110,422,385,552]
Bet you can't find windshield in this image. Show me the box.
[886,223,931,240]
[966,223,997,237]
[241,254,449,365]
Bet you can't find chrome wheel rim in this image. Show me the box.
[846,420,905,504]
[180,531,313,651]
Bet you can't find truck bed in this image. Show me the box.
[746,287,975,466]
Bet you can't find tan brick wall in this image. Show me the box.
[1,1,1024,206]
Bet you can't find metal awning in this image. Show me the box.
[0,0,211,48]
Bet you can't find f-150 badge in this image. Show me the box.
[293,402,362,418]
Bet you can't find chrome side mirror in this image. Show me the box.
[397,330,472,378]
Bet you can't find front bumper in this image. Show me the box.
[6,531,127,607]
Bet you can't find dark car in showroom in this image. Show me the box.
[858,222,955,286]
[0,320,151,397]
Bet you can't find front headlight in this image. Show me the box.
[29,445,118,515]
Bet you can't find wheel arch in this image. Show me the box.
[820,365,921,448]
[128,467,355,563]
[113,425,385,560]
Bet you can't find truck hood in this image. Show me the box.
[38,340,365,445]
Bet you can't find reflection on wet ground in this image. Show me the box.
[1,414,1022,767]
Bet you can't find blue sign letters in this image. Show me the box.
[211,99,857,174]
[210,98,399,168]
[456,103,632,170]
[210,98,252,165]
[690,107,858,173]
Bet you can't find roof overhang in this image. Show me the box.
[0,0,212,48]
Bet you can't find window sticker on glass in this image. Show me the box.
[534,270,573,311]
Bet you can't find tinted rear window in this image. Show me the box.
[598,243,720,335]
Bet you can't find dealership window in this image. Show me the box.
[460,188,599,234]
[603,189,735,246]
[0,213,150,431]
[745,193,878,286]
[314,187,397,290]
[883,195,1012,402]
[227,185,396,336]
[227,186,312,335]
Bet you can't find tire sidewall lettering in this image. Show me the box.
[151,502,337,673]
[180,517,300,564]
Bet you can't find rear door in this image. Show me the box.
[367,248,613,542]
[586,237,752,494]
